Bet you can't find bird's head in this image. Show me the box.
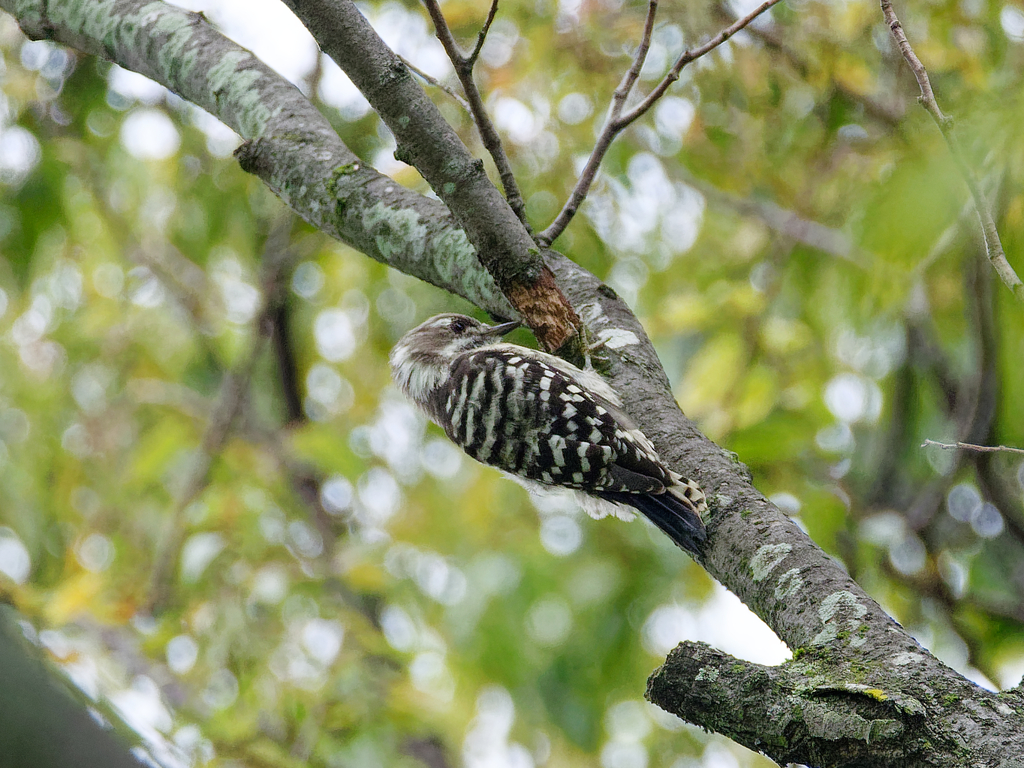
[390,313,519,404]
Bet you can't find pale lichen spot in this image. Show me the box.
[597,328,640,349]
[810,590,868,647]
[430,227,509,313]
[774,567,803,600]
[695,666,720,682]
[580,302,607,325]
[892,652,925,666]
[750,543,792,582]
[204,50,268,138]
[362,203,428,263]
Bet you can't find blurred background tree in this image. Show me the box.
[0,0,1021,766]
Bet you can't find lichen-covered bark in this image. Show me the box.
[1,0,514,316]
[5,1,1024,765]
[648,641,1024,767]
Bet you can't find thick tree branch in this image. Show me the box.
[538,0,784,246]
[2,0,520,317]
[880,0,1024,303]
[283,0,576,347]
[648,641,997,768]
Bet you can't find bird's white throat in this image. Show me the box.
[389,343,449,405]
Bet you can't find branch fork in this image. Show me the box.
[537,0,785,246]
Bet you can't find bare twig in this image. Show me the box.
[467,0,499,67]
[421,0,529,226]
[922,439,1024,456]
[880,0,1024,303]
[402,55,471,113]
[538,0,784,246]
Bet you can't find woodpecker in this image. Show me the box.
[390,313,707,556]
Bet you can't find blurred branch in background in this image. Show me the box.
[718,3,905,127]
[147,222,296,612]
[680,170,870,265]
[0,608,147,768]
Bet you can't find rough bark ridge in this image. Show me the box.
[2,1,1023,765]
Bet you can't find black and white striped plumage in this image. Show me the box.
[390,314,707,556]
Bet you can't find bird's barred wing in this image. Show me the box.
[434,349,677,493]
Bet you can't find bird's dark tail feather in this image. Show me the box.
[601,491,707,557]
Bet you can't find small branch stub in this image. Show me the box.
[921,439,1024,456]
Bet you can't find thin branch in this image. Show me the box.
[880,0,1024,303]
[538,0,783,246]
[623,0,783,125]
[536,0,659,246]
[467,0,499,67]
[611,0,660,126]
[421,0,529,226]
[402,55,471,113]
[921,439,1024,456]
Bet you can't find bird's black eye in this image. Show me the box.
[450,318,468,334]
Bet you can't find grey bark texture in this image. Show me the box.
[1,1,1022,766]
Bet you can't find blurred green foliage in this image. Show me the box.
[0,0,1022,766]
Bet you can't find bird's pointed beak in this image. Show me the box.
[483,319,520,338]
